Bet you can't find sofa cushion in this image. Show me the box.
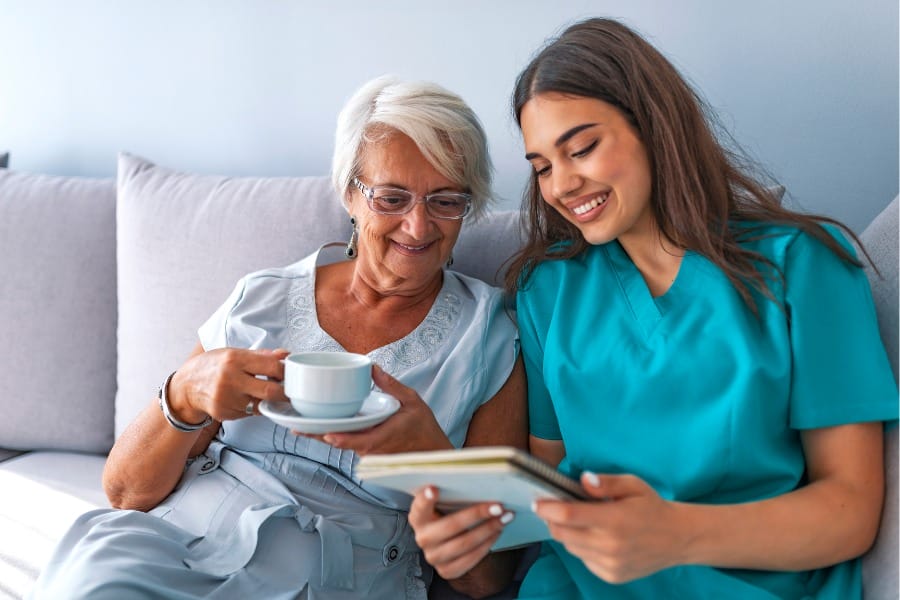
[115,153,352,436]
[0,169,117,453]
[453,210,523,287]
[0,451,107,599]
[860,196,899,600]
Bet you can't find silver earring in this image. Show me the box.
[345,217,359,259]
[446,255,454,267]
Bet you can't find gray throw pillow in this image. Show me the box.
[114,153,350,436]
[0,169,117,452]
[454,209,523,287]
[770,184,786,203]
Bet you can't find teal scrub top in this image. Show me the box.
[515,225,898,600]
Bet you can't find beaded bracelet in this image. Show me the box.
[157,370,213,432]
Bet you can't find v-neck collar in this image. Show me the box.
[602,241,695,338]
[302,243,458,357]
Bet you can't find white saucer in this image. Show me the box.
[259,391,400,434]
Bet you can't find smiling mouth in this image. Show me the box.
[571,192,610,215]
[394,241,433,253]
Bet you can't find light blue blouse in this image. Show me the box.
[30,245,518,600]
[200,243,517,451]
[516,225,898,600]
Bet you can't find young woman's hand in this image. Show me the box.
[408,485,514,581]
[533,473,684,584]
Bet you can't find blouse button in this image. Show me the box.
[384,545,401,564]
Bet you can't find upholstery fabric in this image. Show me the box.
[454,209,523,287]
[0,451,107,599]
[860,197,898,376]
[0,169,116,452]
[0,449,23,463]
[860,196,899,600]
[115,153,350,437]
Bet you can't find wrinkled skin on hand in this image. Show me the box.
[171,347,291,423]
[295,365,454,455]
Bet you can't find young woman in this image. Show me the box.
[408,17,897,599]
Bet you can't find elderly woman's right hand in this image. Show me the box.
[168,347,291,423]
[104,346,290,511]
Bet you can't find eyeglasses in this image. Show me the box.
[353,177,472,220]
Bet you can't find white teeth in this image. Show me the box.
[398,242,428,251]
[572,193,609,215]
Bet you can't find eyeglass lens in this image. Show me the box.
[370,188,469,218]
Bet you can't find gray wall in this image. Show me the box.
[1,0,897,231]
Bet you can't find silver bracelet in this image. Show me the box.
[158,370,212,432]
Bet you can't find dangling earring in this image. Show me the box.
[345,217,359,259]
[446,254,454,267]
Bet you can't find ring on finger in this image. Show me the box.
[244,400,255,415]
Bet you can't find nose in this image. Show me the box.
[401,201,433,240]
[550,162,582,201]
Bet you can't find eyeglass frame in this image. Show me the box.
[352,177,473,220]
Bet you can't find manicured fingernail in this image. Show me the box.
[488,504,503,517]
[585,471,600,487]
[323,435,334,444]
[424,487,435,500]
[500,511,515,525]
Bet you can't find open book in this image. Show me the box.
[357,446,587,550]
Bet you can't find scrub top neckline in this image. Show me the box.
[602,240,697,338]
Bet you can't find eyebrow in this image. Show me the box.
[374,182,464,194]
[524,123,599,160]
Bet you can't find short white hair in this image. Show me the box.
[331,75,494,221]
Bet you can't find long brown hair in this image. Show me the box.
[505,17,866,312]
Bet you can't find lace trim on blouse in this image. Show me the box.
[286,271,461,374]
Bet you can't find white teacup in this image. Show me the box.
[284,352,373,418]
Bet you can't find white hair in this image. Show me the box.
[331,75,494,221]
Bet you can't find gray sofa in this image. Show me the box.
[0,153,896,599]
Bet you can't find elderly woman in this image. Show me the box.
[31,75,526,600]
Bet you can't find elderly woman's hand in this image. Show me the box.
[305,365,453,454]
[409,485,513,581]
[169,347,291,423]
